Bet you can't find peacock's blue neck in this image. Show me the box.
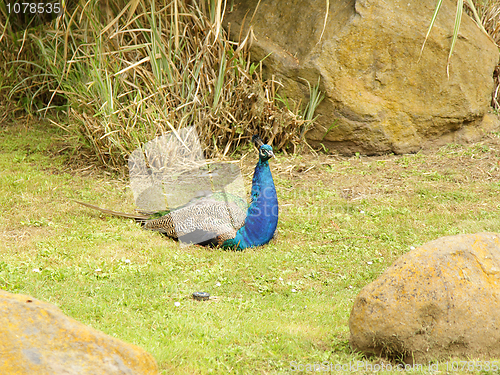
[223,158,278,250]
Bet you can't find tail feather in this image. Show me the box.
[74,200,149,221]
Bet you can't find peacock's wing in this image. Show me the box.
[128,127,248,247]
[143,197,246,246]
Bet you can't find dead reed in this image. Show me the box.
[1,0,499,172]
[3,0,307,170]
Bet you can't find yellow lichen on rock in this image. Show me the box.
[349,232,500,363]
[0,290,159,375]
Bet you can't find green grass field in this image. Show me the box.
[1,119,500,374]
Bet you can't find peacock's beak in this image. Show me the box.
[264,149,274,159]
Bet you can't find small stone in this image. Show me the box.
[192,292,210,301]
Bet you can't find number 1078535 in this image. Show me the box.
[7,2,61,15]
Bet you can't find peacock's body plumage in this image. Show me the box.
[223,142,278,249]
[76,136,278,250]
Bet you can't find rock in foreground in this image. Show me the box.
[349,232,500,363]
[0,290,158,375]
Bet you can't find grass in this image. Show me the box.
[1,1,499,372]
[2,0,498,171]
[1,119,500,374]
[2,0,310,170]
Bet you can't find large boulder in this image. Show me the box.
[349,232,500,363]
[225,0,500,154]
[0,290,159,375]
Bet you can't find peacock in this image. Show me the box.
[75,135,278,250]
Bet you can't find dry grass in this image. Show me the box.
[0,0,499,173]
[473,0,500,44]
[2,0,308,170]
[1,119,500,373]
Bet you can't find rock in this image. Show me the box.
[224,0,500,154]
[349,232,500,363]
[0,290,159,375]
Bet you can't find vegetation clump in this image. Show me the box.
[1,0,308,169]
[0,0,499,170]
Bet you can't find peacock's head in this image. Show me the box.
[252,135,274,161]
